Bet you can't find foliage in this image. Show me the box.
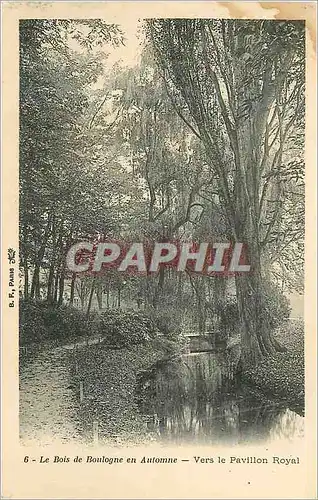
[261,280,291,330]
[243,321,304,409]
[218,281,290,335]
[19,299,90,345]
[19,19,129,303]
[19,299,47,344]
[19,19,304,361]
[98,309,161,348]
[148,18,304,358]
[219,296,239,337]
[150,305,182,339]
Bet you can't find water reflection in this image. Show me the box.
[137,352,304,445]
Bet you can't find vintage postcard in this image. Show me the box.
[1,1,317,499]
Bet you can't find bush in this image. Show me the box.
[19,299,91,345]
[98,309,161,348]
[260,281,291,330]
[242,321,304,409]
[41,304,90,340]
[19,300,47,344]
[151,306,182,340]
[19,300,181,349]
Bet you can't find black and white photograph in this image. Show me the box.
[1,2,317,499]
[19,15,306,448]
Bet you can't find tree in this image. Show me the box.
[19,19,125,302]
[111,52,228,319]
[148,19,305,361]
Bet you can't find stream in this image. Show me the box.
[137,350,304,446]
[19,338,304,447]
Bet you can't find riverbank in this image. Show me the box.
[242,320,304,412]
[70,337,181,446]
[19,320,304,447]
[19,332,181,446]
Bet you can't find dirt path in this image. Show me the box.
[19,345,82,446]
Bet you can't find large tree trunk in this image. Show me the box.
[150,19,300,366]
[235,241,286,364]
[80,293,85,310]
[232,41,284,363]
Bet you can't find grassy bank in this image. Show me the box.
[242,320,304,412]
[70,337,181,446]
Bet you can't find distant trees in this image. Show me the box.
[20,20,128,303]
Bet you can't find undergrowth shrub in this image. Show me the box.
[98,309,160,348]
[260,280,291,330]
[151,306,182,340]
[19,299,90,345]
